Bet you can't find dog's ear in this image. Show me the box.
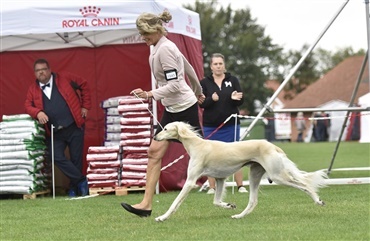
[177,123,189,138]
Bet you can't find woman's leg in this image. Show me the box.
[131,139,169,210]
[234,169,244,187]
[208,177,216,189]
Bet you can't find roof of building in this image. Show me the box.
[283,55,369,108]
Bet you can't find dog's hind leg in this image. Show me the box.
[272,171,325,206]
[213,178,236,209]
[232,163,265,219]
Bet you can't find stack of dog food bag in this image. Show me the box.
[0,114,49,194]
[86,145,121,188]
[117,97,152,187]
[86,96,152,190]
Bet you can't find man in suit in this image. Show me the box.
[25,58,91,197]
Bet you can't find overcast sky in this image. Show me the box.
[175,0,368,52]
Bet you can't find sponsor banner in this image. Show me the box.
[274,113,292,140]
[1,1,201,40]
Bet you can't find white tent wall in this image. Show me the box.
[359,92,370,143]
[0,0,201,51]
[318,100,350,142]
[0,0,205,192]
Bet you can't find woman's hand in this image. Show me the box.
[231,91,243,100]
[131,88,151,99]
[212,92,219,101]
[197,94,205,104]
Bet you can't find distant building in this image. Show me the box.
[283,55,369,142]
[264,80,292,141]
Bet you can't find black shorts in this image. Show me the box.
[154,103,203,137]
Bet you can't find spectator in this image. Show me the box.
[199,53,248,194]
[314,111,329,141]
[24,58,91,197]
[295,112,306,142]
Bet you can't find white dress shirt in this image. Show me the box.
[39,76,53,99]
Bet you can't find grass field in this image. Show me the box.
[1,142,369,241]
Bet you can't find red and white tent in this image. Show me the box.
[0,0,205,191]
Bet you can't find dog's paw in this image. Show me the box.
[231,214,243,219]
[317,200,325,206]
[227,203,237,209]
[215,202,236,209]
[155,215,166,222]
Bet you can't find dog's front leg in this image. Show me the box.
[155,181,194,222]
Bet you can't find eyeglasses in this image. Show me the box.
[34,68,49,73]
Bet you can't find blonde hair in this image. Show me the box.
[136,11,172,35]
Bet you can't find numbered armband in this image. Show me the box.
[164,69,178,81]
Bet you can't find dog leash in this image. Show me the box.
[130,92,186,171]
[131,91,163,131]
[128,92,231,183]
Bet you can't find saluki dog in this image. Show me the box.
[153,121,327,222]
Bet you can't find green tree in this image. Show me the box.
[281,46,366,99]
[183,1,365,112]
[183,0,284,114]
[281,44,321,99]
[314,46,366,74]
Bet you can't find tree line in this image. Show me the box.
[183,0,365,115]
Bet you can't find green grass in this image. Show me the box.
[1,142,369,241]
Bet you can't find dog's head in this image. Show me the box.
[154,121,198,141]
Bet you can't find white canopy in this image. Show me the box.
[359,92,370,143]
[0,0,201,52]
[0,0,204,192]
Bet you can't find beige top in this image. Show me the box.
[150,36,202,112]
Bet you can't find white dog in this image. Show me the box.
[153,121,327,222]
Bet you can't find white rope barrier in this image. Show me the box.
[65,194,99,200]
[115,95,370,194]
[199,167,370,191]
[160,155,185,172]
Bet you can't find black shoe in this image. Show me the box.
[121,203,152,217]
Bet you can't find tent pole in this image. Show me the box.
[240,0,349,140]
[51,125,55,200]
[327,0,370,175]
[366,0,370,89]
[327,52,369,175]
[232,114,237,194]
[149,44,161,195]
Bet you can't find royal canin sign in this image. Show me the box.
[185,15,196,34]
[62,6,120,28]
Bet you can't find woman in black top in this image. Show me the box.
[199,53,248,194]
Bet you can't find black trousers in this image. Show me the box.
[155,103,202,136]
[46,123,85,188]
[155,103,203,143]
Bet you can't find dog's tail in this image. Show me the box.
[280,154,328,192]
[301,170,328,192]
